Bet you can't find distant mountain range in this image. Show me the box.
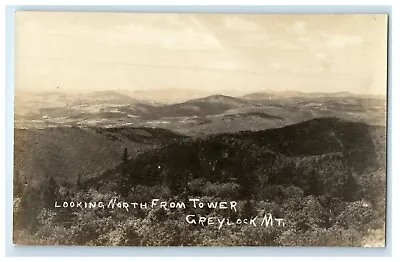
[15,88,385,107]
[14,89,386,134]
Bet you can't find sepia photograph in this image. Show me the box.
[13,11,388,247]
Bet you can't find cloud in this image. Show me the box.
[291,21,308,35]
[291,67,323,74]
[18,15,223,51]
[18,20,42,33]
[18,19,93,37]
[99,22,222,50]
[315,52,333,71]
[267,40,301,50]
[321,33,364,48]
[270,63,282,70]
[297,36,313,43]
[222,16,263,32]
[165,14,188,27]
[232,33,270,48]
[211,61,240,70]
[316,52,327,61]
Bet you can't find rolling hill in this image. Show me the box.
[83,117,386,197]
[14,126,188,188]
[99,94,251,120]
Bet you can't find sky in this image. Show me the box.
[15,12,388,95]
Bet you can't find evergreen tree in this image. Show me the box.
[120,148,130,196]
[307,169,324,196]
[168,171,184,196]
[43,176,58,207]
[341,170,358,201]
[120,165,131,197]
[341,151,359,201]
[76,174,82,190]
[122,147,129,164]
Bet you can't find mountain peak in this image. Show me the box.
[189,94,249,105]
